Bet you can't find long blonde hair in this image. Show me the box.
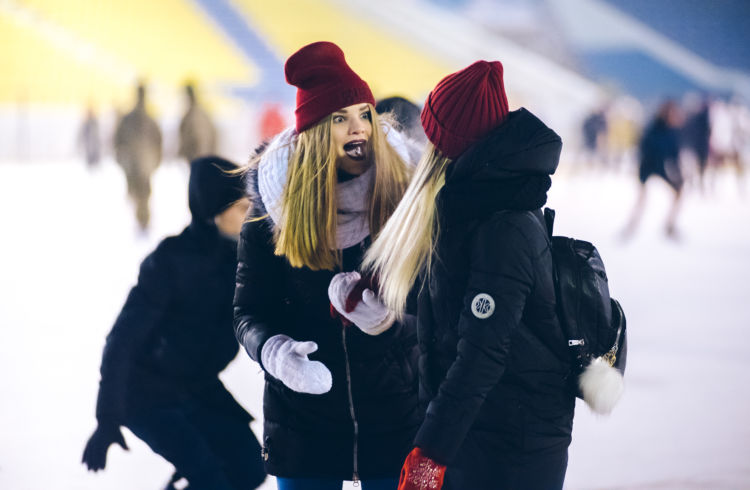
[275,106,410,270]
[363,143,452,318]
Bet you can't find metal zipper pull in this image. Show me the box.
[568,339,585,346]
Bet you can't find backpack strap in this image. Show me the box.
[543,208,555,237]
[523,208,553,246]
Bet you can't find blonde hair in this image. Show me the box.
[275,105,410,270]
[363,143,452,318]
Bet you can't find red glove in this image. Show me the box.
[398,447,446,490]
[329,273,379,327]
[344,274,379,313]
[330,302,352,326]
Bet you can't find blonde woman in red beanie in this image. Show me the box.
[233,42,420,489]
[364,61,574,489]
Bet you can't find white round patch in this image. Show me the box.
[471,293,495,319]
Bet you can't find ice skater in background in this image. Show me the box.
[78,106,101,169]
[364,60,574,490]
[82,156,266,490]
[580,105,608,169]
[178,82,218,163]
[233,41,420,489]
[113,83,162,233]
[681,95,711,193]
[621,99,684,240]
[709,97,749,195]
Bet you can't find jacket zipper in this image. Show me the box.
[341,325,360,485]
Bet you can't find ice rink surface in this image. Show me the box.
[1,158,748,489]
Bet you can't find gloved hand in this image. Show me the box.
[328,271,394,335]
[398,447,446,490]
[261,334,332,394]
[81,422,129,471]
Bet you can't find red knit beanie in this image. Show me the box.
[421,60,509,158]
[285,41,375,132]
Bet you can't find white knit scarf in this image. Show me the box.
[256,122,413,250]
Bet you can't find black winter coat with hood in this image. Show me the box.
[94,171,250,429]
[414,109,575,484]
[233,146,421,480]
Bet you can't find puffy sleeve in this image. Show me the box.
[96,246,173,424]
[233,218,287,369]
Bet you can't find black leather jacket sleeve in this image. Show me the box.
[233,219,285,368]
[96,249,172,424]
[414,214,536,464]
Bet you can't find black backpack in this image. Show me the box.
[534,208,628,413]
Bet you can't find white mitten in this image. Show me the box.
[260,334,332,394]
[328,271,395,335]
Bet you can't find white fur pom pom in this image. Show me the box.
[579,357,624,415]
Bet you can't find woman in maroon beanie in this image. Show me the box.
[364,61,575,489]
[233,41,420,489]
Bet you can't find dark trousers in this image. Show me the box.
[127,399,266,490]
[444,447,568,490]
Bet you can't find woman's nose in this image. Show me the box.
[349,118,366,134]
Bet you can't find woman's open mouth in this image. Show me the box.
[343,140,367,161]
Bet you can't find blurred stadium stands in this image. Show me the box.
[1,0,748,162]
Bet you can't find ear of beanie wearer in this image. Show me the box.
[284,41,375,132]
[421,60,509,158]
[188,156,245,224]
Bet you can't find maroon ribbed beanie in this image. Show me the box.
[285,41,375,132]
[421,60,509,158]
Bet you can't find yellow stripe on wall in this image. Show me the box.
[3,0,254,107]
[0,14,125,106]
[233,0,452,103]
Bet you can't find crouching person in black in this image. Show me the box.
[82,156,266,490]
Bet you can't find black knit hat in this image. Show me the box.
[188,156,245,224]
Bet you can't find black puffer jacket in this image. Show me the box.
[233,164,421,480]
[95,222,249,427]
[414,109,575,478]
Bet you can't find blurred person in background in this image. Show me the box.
[621,99,684,240]
[681,94,711,193]
[114,83,162,233]
[82,156,266,490]
[364,60,573,490]
[78,106,101,169]
[233,41,419,490]
[376,96,428,163]
[579,105,608,170]
[710,97,749,194]
[606,96,642,172]
[258,102,287,142]
[178,82,218,163]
